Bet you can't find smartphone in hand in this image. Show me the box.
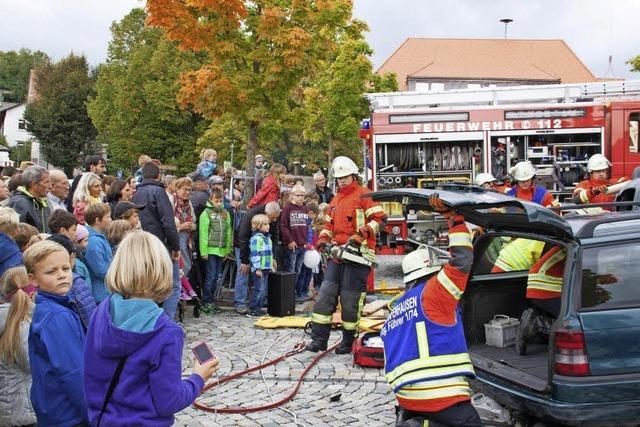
[192,341,216,364]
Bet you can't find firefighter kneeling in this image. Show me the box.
[306,156,387,354]
[381,196,481,427]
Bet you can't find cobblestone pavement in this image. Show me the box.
[175,306,397,426]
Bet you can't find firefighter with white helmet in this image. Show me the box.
[572,153,627,206]
[505,161,557,207]
[306,156,387,354]
[474,173,497,189]
[381,196,481,427]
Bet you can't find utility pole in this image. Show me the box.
[500,18,513,39]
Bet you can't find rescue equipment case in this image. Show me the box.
[353,332,385,368]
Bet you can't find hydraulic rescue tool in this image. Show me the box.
[321,243,375,267]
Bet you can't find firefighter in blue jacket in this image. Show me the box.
[381,195,481,427]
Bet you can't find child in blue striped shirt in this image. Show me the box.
[248,214,275,317]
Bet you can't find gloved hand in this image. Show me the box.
[590,185,608,196]
[357,226,371,240]
[348,234,363,247]
[316,241,333,253]
[429,195,454,219]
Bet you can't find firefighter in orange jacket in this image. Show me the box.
[306,156,387,354]
[572,154,627,206]
[506,161,558,207]
[381,196,481,426]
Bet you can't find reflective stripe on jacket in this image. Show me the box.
[492,239,544,272]
[382,218,475,413]
[381,283,475,400]
[572,177,627,205]
[527,246,566,299]
[318,181,386,249]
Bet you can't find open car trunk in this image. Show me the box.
[462,270,550,392]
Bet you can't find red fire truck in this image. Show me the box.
[359,80,640,253]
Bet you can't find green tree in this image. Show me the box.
[301,21,397,170]
[23,54,99,176]
[9,141,32,167]
[147,0,355,195]
[88,8,205,175]
[0,49,49,103]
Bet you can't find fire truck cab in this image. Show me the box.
[360,80,640,252]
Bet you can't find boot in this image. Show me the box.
[516,308,535,355]
[534,311,554,337]
[306,322,330,353]
[335,330,355,355]
[306,341,328,352]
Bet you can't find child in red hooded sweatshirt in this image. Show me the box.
[248,164,286,208]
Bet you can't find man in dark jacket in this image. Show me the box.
[313,171,334,204]
[9,166,52,233]
[132,162,181,319]
[232,201,280,314]
[190,173,210,219]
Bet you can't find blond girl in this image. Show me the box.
[83,232,219,425]
[73,172,103,225]
[0,266,36,426]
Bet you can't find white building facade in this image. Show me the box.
[1,102,32,147]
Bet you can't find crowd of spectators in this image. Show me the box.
[0,147,335,424]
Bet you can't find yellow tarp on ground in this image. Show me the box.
[253,316,386,332]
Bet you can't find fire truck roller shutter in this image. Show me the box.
[383,143,422,171]
[424,141,476,172]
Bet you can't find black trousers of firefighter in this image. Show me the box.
[309,259,370,350]
[395,402,481,427]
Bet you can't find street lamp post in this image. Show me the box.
[500,18,513,39]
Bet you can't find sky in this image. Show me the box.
[1,0,639,80]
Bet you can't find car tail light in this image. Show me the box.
[554,330,590,376]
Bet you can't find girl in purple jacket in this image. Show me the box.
[83,231,219,426]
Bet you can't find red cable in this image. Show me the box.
[193,341,341,414]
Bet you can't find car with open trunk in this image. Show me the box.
[371,186,640,426]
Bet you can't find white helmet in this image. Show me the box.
[332,156,358,178]
[474,173,497,187]
[402,245,444,284]
[586,154,611,172]
[511,161,536,181]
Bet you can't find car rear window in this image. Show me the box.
[581,242,640,310]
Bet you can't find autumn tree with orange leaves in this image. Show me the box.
[146,0,355,193]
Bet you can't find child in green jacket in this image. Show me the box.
[199,188,232,314]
